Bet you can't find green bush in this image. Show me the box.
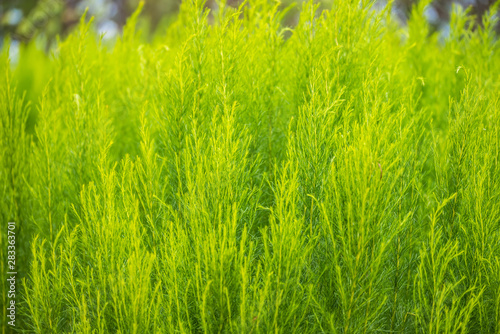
[1,0,500,332]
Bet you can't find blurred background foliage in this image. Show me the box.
[0,0,498,133]
[1,0,499,49]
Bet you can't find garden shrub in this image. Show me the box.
[1,0,500,333]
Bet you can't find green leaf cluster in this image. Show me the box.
[1,0,500,333]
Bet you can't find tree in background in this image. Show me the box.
[0,0,180,46]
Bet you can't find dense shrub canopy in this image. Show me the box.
[1,0,500,333]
